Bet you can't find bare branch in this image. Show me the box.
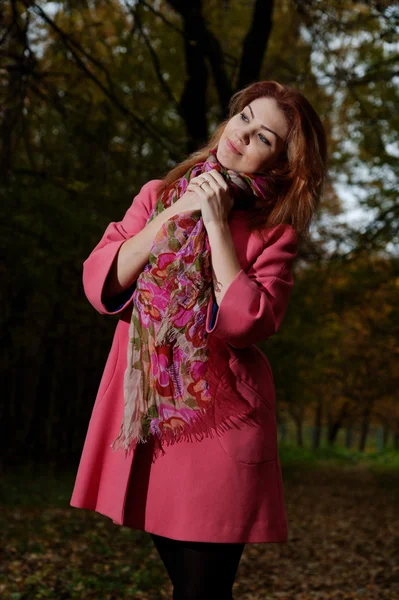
[137,0,184,36]
[132,4,180,111]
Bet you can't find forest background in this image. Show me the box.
[1,0,398,471]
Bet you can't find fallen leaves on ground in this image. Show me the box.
[0,464,397,599]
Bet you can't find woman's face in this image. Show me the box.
[216,96,289,173]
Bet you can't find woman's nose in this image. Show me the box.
[236,129,249,145]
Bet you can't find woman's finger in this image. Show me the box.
[189,174,208,187]
[199,174,224,197]
[187,179,205,194]
[190,176,215,195]
[200,177,220,197]
[205,169,229,191]
[188,178,207,192]
[191,183,207,201]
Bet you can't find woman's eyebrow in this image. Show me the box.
[247,104,279,140]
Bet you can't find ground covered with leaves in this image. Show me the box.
[0,461,397,599]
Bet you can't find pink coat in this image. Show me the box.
[70,179,298,543]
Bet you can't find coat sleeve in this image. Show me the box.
[205,224,298,349]
[82,179,162,315]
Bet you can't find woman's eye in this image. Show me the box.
[240,112,271,146]
[259,134,271,146]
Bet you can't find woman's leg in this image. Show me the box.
[150,533,245,600]
[151,532,182,587]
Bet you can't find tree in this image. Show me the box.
[0,0,397,466]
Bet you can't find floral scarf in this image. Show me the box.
[111,149,272,461]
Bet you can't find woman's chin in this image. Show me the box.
[216,147,235,170]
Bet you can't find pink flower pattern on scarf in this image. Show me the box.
[111,150,272,460]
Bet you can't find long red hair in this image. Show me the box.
[158,81,327,241]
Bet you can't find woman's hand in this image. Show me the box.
[171,188,202,215]
[187,169,234,229]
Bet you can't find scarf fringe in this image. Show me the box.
[151,405,259,463]
[110,402,260,465]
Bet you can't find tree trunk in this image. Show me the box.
[345,425,353,450]
[0,5,30,183]
[327,401,350,445]
[312,397,323,450]
[296,417,304,447]
[279,421,287,445]
[359,408,371,452]
[236,0,274,90]
[167,0,275,150]
[382,423,390,447]
[166,0,209,152]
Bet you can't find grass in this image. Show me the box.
[278,442,399,469]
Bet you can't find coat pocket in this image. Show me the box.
[214,358,277,465]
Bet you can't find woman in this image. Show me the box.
[70,80,327,599]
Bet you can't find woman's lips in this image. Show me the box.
[226,138,241,155]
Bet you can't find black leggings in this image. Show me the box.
[150,533,245,600]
